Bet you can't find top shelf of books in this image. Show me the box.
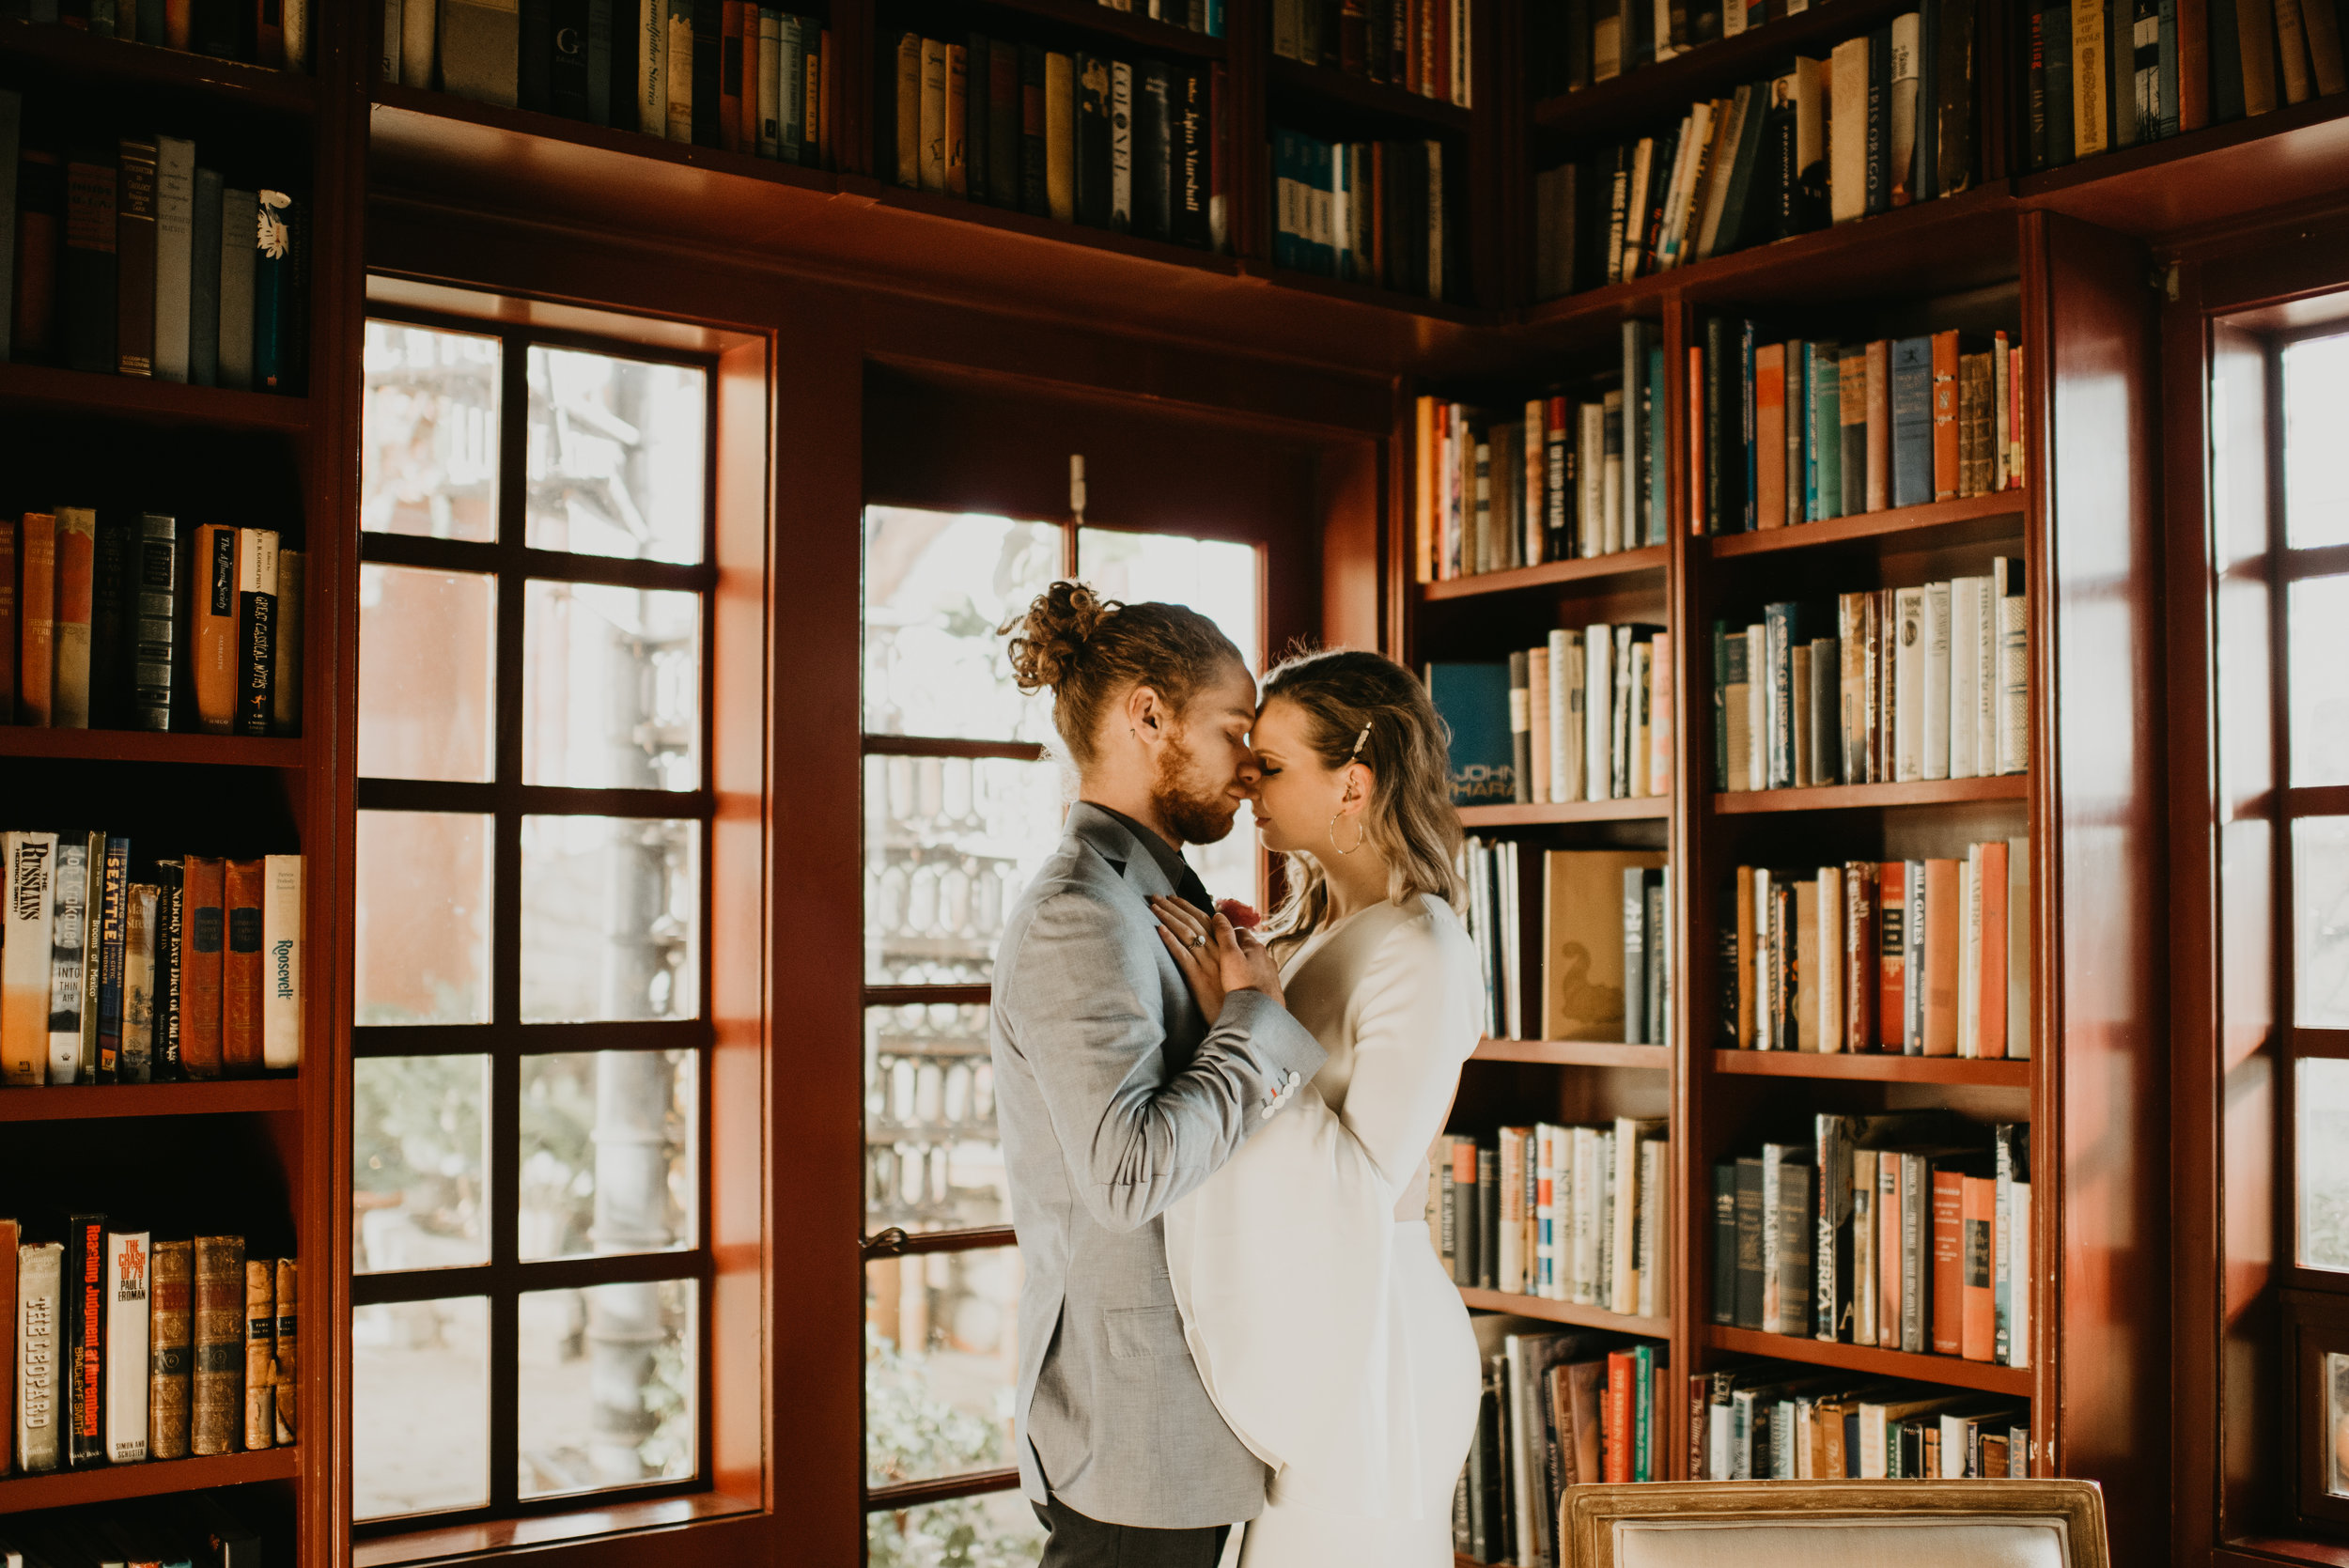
[0,16,317,117]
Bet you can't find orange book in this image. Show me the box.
[1865,339,1890,512]
[0,515,14,725]
[1961,1172,1997,1361]
[1603,1349,1635,1481]
[1414,396,1436,582]
[1977,840,2009,1058]
[1844,861,1878,1051]
[1930,1163,1965,1355]
[1877,861,1906,1049]
[1921,857,1961,1055]
[1931,329,1961,501]
[19,512,55,727]
[53,507,94,730]
[1688,344,1705,535]
[179,856,226,1079]
[1878,1153,1902,1345]
[719,1,746,154]
[1755,343,1786,528]
[193,524,240,735]
[223,860,264,1077]
[1647,632,1672,798]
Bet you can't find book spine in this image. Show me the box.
[191,1235,243,1455]
[244,1260,275,1449]
[1931,1166,1964,1355]
[272,1258,298,1444]
[105,1232,151,1462]
[181,856,226,1079]
[46,837,90,1086]
[225,859,266,1076]
[194,524,240,733]
[148,1239,192,1458]
[96,835,129,1081]
[116,139,159,376]
[54,507,95,730]
[154,135,194,381]
[124,882,159,1083]
[155,860,184,1079]
[67,1213,105,1467]
[17,1242,64,1473]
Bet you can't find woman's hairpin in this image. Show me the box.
[1348,721,1373,760]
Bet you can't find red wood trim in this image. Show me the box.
[353,1492,763,1568]
[864,1467,1024,1512]
[1267,54,1474,133]
[2293,1029,2349,1061]
[0,1078,301,1121]
[1704,1326,2034,1398]
[860,735,1051,762]
[0,358,311,430]
[1701,490,2028,560]
[0,728,305,768]
[957,0,1230,57]
[861,1226,1019,1260]
[0,15,319,112]
[1709,1049,2032,1088]
[2287,786,2349,820]
[1709,775,2029,815]
[1418,544,1670,601]
[1470,1039,1671,1069]
[863,985,992,1008]
[350,1020,707,1057]
[2227,1538,2349,1568]
[1458,797,1672,827]
[2279,541,2349,581]
[1458,1287,1672,1339]
[0,1447,300,1514]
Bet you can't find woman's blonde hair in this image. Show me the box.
[1260,645,1463,938]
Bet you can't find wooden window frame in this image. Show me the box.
[350,303,732,1545]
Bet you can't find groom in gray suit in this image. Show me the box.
[991,585,1327,1568]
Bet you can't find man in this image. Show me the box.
[992,582,1327,1567]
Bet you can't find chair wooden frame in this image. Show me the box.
[1560,1480,2111,1568]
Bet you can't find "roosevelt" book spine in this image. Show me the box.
[262,855,303,1070]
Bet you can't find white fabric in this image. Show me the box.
[1163,894,1485,1564]
[1610,1516,2071,1568]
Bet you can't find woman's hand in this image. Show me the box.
[1151,894,1285,1018]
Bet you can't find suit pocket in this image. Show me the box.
[1103,1304,1186,1360]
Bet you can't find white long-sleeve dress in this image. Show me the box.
[1162,893,1485,1566]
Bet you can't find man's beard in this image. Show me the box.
[1152,725,1239,846]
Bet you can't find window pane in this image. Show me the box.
[2286,332,2349,550]
[356,811,492,1025]
[864,754,1065,986]
[863,506,1061,743]
[354,1055,490,1272]
[2305,1060,2349,1272]
[361,322,501,542]
[521,815,701,1022]
[526,347,707,564]
[2292,576,2349,785]
[523,581,702,791]
[866,1005,1006,1233]
[519,1050,696,1261]
[865,1246,1022,1488]
[866,1494,1046,1567]
[359,564,497,784]
[518,1279,698,1498]
[353,1297,491,1520]
[2327,1353,2349,1496]
[2299,818,2349,1028]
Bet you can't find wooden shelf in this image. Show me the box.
[0,1078,301,1123]
[1258,260,1486,324]
[1710,775,2027,815]
[0,17,318,116]
[1268,54,1474,132]
[1706,1325,2033,1398]
[2017,89,2349,239]
[1530,0,1919,146]
[1460,1286,1672,1339]
[0,727,305,768]
[869,182,1243,278]
[0,361,311,433]
[1703,491,2028,560]
[1420,544,1670,601]
[0,1446,299,1515]
[1711,1049,2030,1088]
[967,0,1229,58]
[1474,1039,1672,1069]
[1460,796,1670,827]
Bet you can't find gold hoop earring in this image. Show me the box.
[1328,812,1365,856]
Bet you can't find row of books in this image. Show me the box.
[1430,636,1672,810]
[1712,1118,2031,1363]
[0,1493,261,1568]
[1532,11,1981,300]
[0,838,304,1084]
[6,0,308,71]
[1457,1324,1666,1568]
[1721,843,2030,1059]
[2021,0,2349,171]
[890,38,1225,251]
[1433,1118,1670,1312]
[1460,846,1673,1046]
[1093,0,1223,35]
[1694,1360,2028,1480]
[1270,0,1470,103]
[6,515,302,737]
[1714,570,2027,794]
[0,103,307,391]
[8,1223,293,1474]
[1411,327,1668,582]
[1690,324,2023,535]
[1530,0,1836,97]
[1269,132,1448,299]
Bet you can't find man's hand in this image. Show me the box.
[1151,894,1285,1017]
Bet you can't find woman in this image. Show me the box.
[1148,646,1484,1567]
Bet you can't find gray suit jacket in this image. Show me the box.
[991,803,1328,1529]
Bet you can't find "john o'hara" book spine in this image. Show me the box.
[179,856,226,1079]
[190,1234,243,1455]
[242,1259,274,1449]
[105,1229,150,1462]
[224,859,264,1077]
[17,1239,64,1473]
[192,523,240,735]
[66,1212,106,1467]
[148,1238,192,1458]
[3,833,57,1085]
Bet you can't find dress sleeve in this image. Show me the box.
[1330,909,1486,1204]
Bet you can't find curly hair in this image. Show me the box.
[1000,581,1246,767]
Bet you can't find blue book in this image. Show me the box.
[1426,662,1516,804]
[1647,343,1669,545]
[1808,343,1843,521]
[1741,319,1759,532]
[1763,602,1806,789]
[96,836,130,1082]
[1207,0,1224,36]
[1890,335,1934,506]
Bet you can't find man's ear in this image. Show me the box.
[1127,684,1166,740]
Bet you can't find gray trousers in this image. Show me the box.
[1034,1495,1231,1568]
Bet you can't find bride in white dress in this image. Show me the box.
[1148,647,1484,1567]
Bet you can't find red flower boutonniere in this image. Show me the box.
[1216,898,1262,931]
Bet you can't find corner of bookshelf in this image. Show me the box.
[1460,796,1672,827]
[1709,1048,2029,1088]
[0,16,319,116]
[1267,54,1475,134]
[1702,490,2028,560]
[0,1077,303,1124]
[1704,1324,2032,1399]
[1709,775,2027,815]
[0,362,312,433]
[1459,1286,1672,1340]
[1473,1039,1671,1069]
[0,1445,300,1516]
[1420,544,1669,601]
[0,728,307,768]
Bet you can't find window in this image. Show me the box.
[858,505,1260,1562]
[352,318,715,1529]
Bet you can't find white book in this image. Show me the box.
[1753,867,1774,1051]
[16,1241,63,1474]
[382,0,402,80]
[665,0,694,140]
[1637,1136,1668,1315]
[1890,12,1921,200]
[262,855,304,1070]
[1595,1129,1616,1307]
[1579,400,1605,558]
[403,0,436,85]
[2008,836,2031,1059]
[1547,630,1577,802]
[1723,0,1748,33]
[1569,1125,1599,1304]
[219,188,257,392]
[1610,1116,1659,1314]
[104,1230,151,1463]
[45,837,89,1087]
[1602,388,1626,551]
[1893,586,1925,781]
[1654,0,1674,55]
[1611,627,1634,800]
[1958,845,1983,1057]
[638,0,666,132]
[1819,863,1843,1050]
[1949,575,1983,778]
[1652,112,1698,267]
[153,135,195,384]
[1996,556,2029,774]
[756,10,783,158]
[1272,0,1299,59]
[3,833,57,1086]
[1584,624,1611,802]
[286,0,310,70]
[123,884,159,1084]
[1533,1123,1561,1297]
[1498,841,1521,1038]
[1111,63,1133,231]
[1745,625,1767,791]
[1974,572,1998,783]
[441,0,521,107]
[2009,1181,2032,1365]
[1627,643,1651,800]
[1921,580,1952,780]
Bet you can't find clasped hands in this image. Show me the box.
[1150,894,1286,1019]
